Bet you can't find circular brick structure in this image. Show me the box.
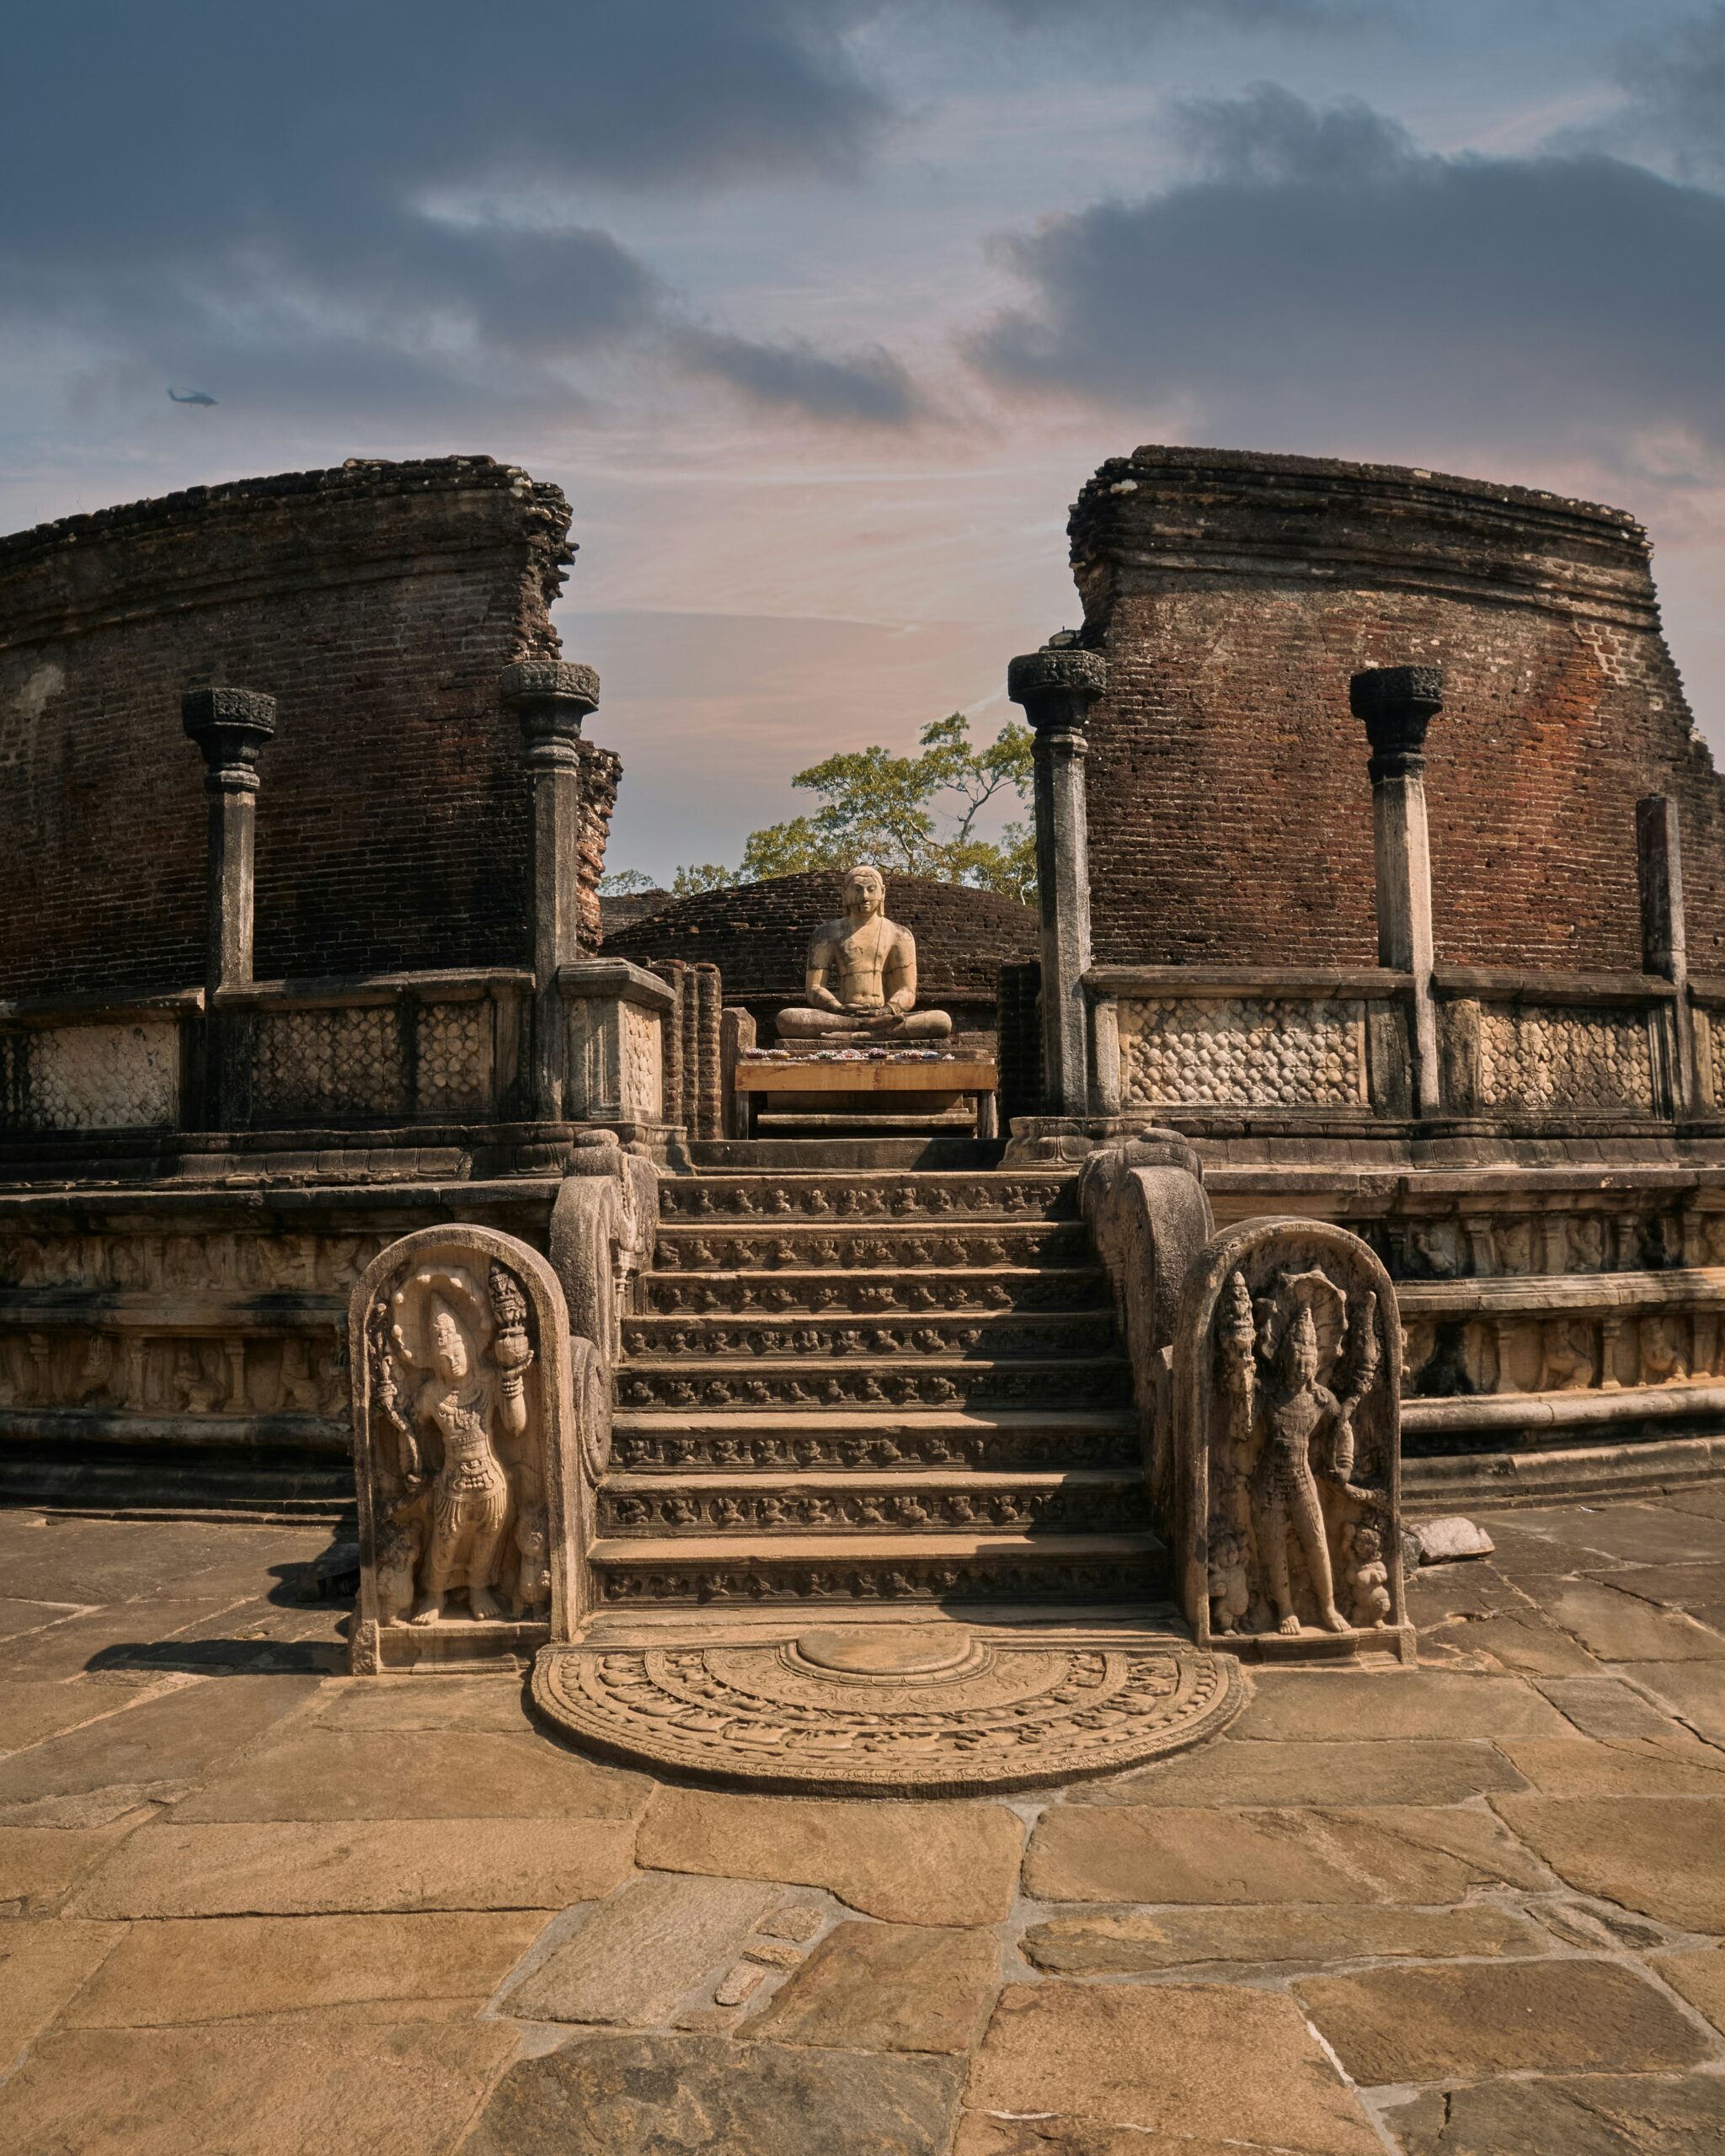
[605,870,1037,1049]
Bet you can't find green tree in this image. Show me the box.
[597,867,659,895]
[673,712,1037,905]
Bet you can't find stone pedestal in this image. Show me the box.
[560,958,674,1127]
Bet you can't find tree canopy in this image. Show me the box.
[617,712,1036,905]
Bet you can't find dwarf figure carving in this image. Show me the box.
[1347,1524,1393,1629]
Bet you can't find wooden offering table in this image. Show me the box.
[733,1057,999,1138]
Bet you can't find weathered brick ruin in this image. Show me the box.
[3,440,1722,1610]
[1007,446,1725,1504]
[0,456,618,998]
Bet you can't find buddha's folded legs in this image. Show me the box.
[775,1005,953,1041]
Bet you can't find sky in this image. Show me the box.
[5,1,1725,881]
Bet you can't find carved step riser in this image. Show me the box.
[658,1178,1074,1224]
[653,1226,1090,1273]
[623,1316,1120,1360]
[616,1367,1134,1412]
[598,1489,1151,1535]
[595,1556,1167,1606]
[644,1273,1109,1317]
[611,1432,1143,1474]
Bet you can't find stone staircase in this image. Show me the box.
[590,1168,1166,1609]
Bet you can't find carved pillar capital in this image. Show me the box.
[181,686,277,795]
[1008,644,1108,739]
[501,659,601,773]
[1350,665,1444,784]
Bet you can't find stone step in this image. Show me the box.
[598,1468,1150,1538]
[644,1266,1109,1317]
[615,1356,1132,1413]
[622,1310,1119,1360]
[609,1406,1143,1475]
[658,1172,1075,1224]
[588,1529,1169,1605]
[652,1220,1090,1273]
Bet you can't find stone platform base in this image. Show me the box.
[531,1622,1242,1796]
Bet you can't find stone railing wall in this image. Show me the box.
[0,961,697,1139]
[1087,964,1690,1128]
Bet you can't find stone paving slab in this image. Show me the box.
[63,1912,549,2026]
[1024,1800,1548,1903]
[170,1727,652,1822]
[0,2012,521,2156]
[1019,1902,1551,1976]
[1295,1956,1717,2082]
[0,1496,1722,2153]
[750,1919,1000,2052]
[0,1673,320,1826]
[461,2031,964,2156]
[1490,1794,1725,1931]
[72,1817,636,1917]
[1381,2073,1725,2154]
[637,1786,1025,1925]
[962,1981,1383,2155]
[1230,1665,1573,1740]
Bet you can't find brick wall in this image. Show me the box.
[1069,447,1725,973]
[0,456,620,1000]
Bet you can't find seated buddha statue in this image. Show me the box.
[775,864,953,1044]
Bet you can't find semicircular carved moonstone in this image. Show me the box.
[531,1630,1242,1796]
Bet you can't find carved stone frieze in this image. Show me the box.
[656,1177,1068,1221]
[251,1005,407,1122]
[0,1228,392,1294]
[0,1020,181,1132]
[610,1422,1139,1474]
[600,1481,1140,1535]
[0,1324,345,1419]
[595,1553,1163,1606]
[615,1359,1130,1412]
[532,1632,1241,1796]
[620,1313,1115,1358]
[1119,997,1366,1110]
[1403,1305,1721,1401]
[651,1223,1081,1272]
[643,1266,1100,1317]
[1477,1005,1656,1113]
[1175,1218,1413,1662]
[348,1225,584,1672]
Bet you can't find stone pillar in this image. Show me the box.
[500,659,601,1120]
[1637,794,1700,1115]
[1008,643,1108,1118]
[183,686,275,1126]
[182,687,276,997]
[1351,665,1443,1119]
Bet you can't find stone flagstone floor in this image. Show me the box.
[2,1494,1725,2153]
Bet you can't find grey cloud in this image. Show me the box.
[1618,7,1725,179]
[970,87,1725,468]
[677,330,926,424]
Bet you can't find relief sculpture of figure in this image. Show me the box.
[775,864,952,1043]
[1255,1303,1351,1636]
[375,1262,536,1625]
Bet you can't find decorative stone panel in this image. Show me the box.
[250,1006,406,1123]
[1477,1005,1655,1114]
[620,1002,663,1122]
[0,1020,179,1130]
[1119,998,1365,1110]
[415,1001,491,1117]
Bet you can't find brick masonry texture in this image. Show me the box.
[1070,446,1725,972]
[0,456,620,1000]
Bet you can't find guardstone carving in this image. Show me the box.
[1174,1218,1414,1662]
[348,1225,585,1672]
